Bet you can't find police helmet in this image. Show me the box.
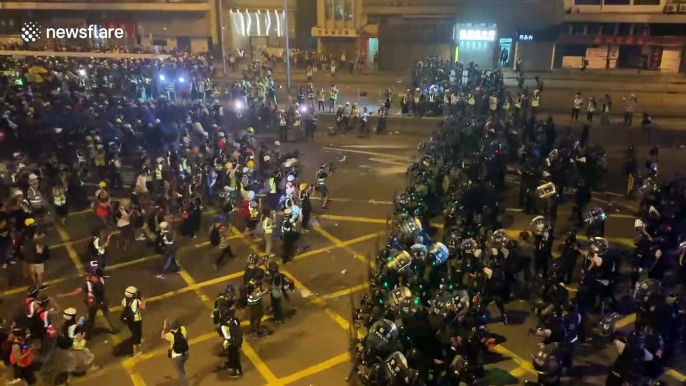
[247,254,259,265]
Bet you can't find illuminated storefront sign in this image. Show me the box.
[518,34,533,41]
[230,9,285,37]
[459,29,495,42]
[310,27,358,37]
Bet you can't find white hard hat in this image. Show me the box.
[263,155,271,162]
[284,161,293,168]
[125,286,138,297]
[286,175,295,182]
[156,157,164,163]
[29,173,38,180]
[63,307,77,320]
[160,221,169,230]
[274,141,281,146]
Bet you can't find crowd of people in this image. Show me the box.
[0,48,341,385]
[346,58,686,386]
[0,46,683,386]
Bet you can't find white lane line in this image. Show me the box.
[322,147,411,160]
[342,144,414,149]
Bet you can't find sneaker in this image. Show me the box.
[155,274,166,279]
[135,235,146,242]
[2,264,6,269]
[229,370,242,378]
[9,260,15,265]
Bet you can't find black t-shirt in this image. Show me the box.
[82,278,105,303]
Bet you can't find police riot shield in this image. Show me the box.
[387,250,412,272]
[429,242,449,266]
[383,351,409,382]
[387,286,413,311]
[365,319,399,354]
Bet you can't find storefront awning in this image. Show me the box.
[558,34,686,46]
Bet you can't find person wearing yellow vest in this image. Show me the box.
[261,209,275,257]
[531,90,541,117]
[122,286,146,357]
[52,183,68,225]
[162,319,189,386]
[94,144,107,181]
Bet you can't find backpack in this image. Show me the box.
[56,332,73,350]
[170,329,188,357]
[120,299,134,324]
[210,227,220,247]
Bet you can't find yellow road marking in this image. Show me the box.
[1,237,237,297]
[55,223,139,385]
[56,225,84,273]
[319,214,635,247]
[491,345,537,375]
[509,365,530,378]
[320,283,369,300]
[278,353,349,385]
[174,241,282,386]
[313,226,369,264]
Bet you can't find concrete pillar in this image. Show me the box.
[317,0,326,27]
[209,0,218,48]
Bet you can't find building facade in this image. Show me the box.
[310,0,563,71]
[556,0,686,72]
[222,0,296,55]
[0,0,217,52]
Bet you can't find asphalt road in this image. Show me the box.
[218,70,686,118]
[0,120,684,386]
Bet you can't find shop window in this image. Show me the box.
[603,0,630,4]
[618,23,632,35]
[634,24,650,36]
[600,23,616,36]
[633,0,659,4]
[574,0,601,4]
[325,0,334,21]
[587,24,602,35]
[572,23,586,35]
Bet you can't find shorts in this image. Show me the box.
[128,320,143,345]
[318,185,329,197]
[30,263,45,276]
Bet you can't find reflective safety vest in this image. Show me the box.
[316,171,326,186]
[268,178,276,193]
[451,95,459,105]
[249,204,259,219]
[503,101,511,110]
[53,191,66,206]
[467,96,475,105]
[247,291,262,306]
[94,152,106,167]
[262,218,273,235]
[532,96,540,107]
[514,98,522,109]
[155,164,164,180]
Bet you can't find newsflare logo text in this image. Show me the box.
[21,22,125,43]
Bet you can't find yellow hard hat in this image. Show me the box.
[24,218,35,226]
[98,181,107,188]
[246,160,254,169]
[299,183,308,191]
[225,162,233,170]
[246,127,254,134]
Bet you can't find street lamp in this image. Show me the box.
[283,0,292,91]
